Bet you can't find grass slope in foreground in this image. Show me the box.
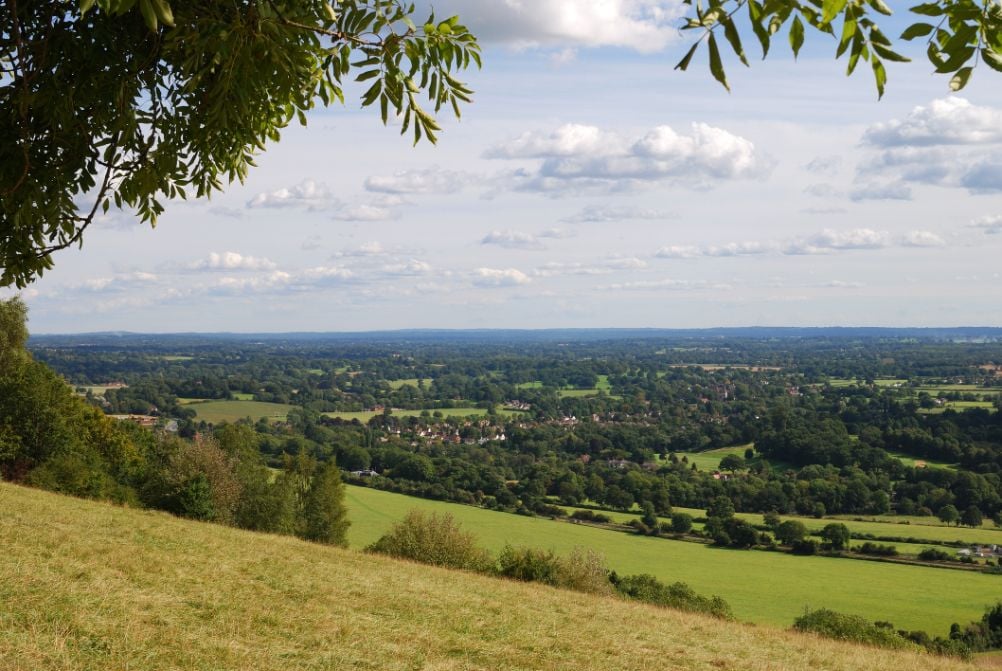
[0,484,976,671]
[344,486,997,633]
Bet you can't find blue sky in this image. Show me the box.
[11,1,1002,332]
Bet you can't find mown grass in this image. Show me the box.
[387,378,422,389]
[1,483,979,671]
[673,445,754,471]
[344,486,997,633]
[187,400,294,423]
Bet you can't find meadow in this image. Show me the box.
[185,400,295,423]
[344,486,999,633]
[2,483,976,671]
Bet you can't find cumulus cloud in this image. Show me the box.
[783,229,890,255]
[380,260,434,276]
[471,268,532,287]
[603,256,647,270]
[331,204,399,221]
[481,230,547,250]
[332,241,387,258]
[899,231,946,248]
[487,122,768,194]
[563,204,677,223]
[364,166,471,195]
[856,99,1002,194]
[863,98,1002,147]
[411,0,685,52]
[654,245,701,259]
[189,252,277,272]
[703,241,775,257]
[247,180,337,210]
[533,262,612,277]
[77,271,160,293]
[539,227,576,239]
[969,215,1002,234]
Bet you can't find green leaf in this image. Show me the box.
[137,0,157,31]
[871,43,910,62]
[79,0,96,15]
[871,57,887,98]
[909,2,944,16]
[675,43,699,71]
[868,0,892,16]
[707,33,729,91]
[722,16,749,66]
[789,15,805,59]
[900,22,934,40]
[949,66,973,90]
[822,0,848,25]
[981,47,1002,73]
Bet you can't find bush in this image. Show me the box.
[670,512,693,534]
[855,542,898,557]
[793,609,912,650]
[366,510,491,571]
[612,573,734,620]
[918,547,952,561]
[495,545,613,595]
[790,539,818,555]
[570,509,611,523]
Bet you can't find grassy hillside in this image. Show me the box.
[344,486,997,633]
[0,483,978,671]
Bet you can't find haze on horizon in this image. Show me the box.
[7,1,1002,333]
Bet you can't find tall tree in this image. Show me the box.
[300,461,350,546]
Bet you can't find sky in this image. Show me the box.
[11,1,1002,333]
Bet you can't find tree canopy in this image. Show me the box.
[676,1,1002,97]
[0,0,479,288]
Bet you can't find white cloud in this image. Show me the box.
[332,241,387,258]
[208,206,244,219]
[899,231,946,248]
[247,180,337,210]
[969,215,1002,235]
[539,227,576,239]
[603,256,647,269]
[533,262,611,277]
[190,252,277,272]
[784,229,890,255]
[601,278,731,291]
[364,166,471,195]
[563,204,677,223]
[412,0,685,53]
[471,268,532,287]
[702,241,775,257]
[654,245,701,259]
[488,122,768,194]
[331,204,399,221]
[863,98,1002,147]
[826,280,864,288]
[380,260,434,276]
[550,48,578,66]
[481,230,547,250]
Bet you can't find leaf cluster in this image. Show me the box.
[0,1,480,288]
[676,0,1002,97]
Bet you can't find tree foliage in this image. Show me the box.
[676,0,1002,97]
[0,0,479,288]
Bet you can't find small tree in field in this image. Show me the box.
[938,504,960,527]
[820,523,851,551]
[961,505,983,529]
[776,520,808,545]
[300,463,350,546]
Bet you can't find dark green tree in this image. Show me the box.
[300,462,350,546]
[938,504,961,527]
[821,522,851,551]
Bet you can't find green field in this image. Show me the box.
[160,355,194,362]
[75,384,126,397]
[189,400,294,423]
[886,451,958,470]
[515,380,544,389]
[673,445,753,471]
[387,378,422,389]
[344,486,997,633]
[231,392,255,401]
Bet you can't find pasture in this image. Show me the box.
[344,486,998,633]
[187,400,294,423]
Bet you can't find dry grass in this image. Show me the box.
[0,482,977,671]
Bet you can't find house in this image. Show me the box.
[350,469,380,478]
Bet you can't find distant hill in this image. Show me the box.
[0,482,977,671]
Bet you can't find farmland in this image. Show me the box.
[185,400,295,423]
[344,485,997,633]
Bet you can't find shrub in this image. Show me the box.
[918,547,952,561]
[790,539,818,555]
[793,609,912,650]
[670,512,693,534]
[855,542,898,557]
[613,573,734,620]
[495,545,613,596]
[366,510,491,571]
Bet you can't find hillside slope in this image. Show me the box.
[0,483,976,671]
